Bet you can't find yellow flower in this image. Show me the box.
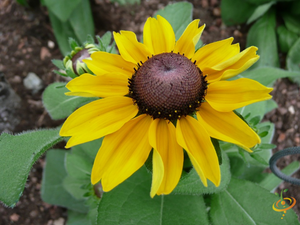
[60,16,273,197]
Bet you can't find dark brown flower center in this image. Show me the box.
[128,52,207,120]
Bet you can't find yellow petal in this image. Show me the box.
[197,102,260,152]
[83,51,135,77]
[148,119,183,197]
[193,38,239,82]
[65,73,129,98]
[210,46,260,80]
[174,20,205,59]
[93,115,152,190]
[143,15,175,55]
[205,78,273,112]
[176,116,220,187]
[114,31,152,64]
[60,97,138,148]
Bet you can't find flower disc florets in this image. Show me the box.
[129,53,207,120]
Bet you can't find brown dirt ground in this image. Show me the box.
[0,0,299,224]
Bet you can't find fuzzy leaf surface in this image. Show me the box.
[42,82,97,120]
[0,128,62,207]
[210,178,300,225]
[97,166,209,225]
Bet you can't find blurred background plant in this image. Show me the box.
[15,0,140,55]
[221,0,300,84]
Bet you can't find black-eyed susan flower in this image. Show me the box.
[60,16,273,197]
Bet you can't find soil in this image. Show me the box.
[0,0,299,224]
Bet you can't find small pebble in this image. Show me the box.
[10,213,20,222]
[53,217,65,225]
[233,30,243,38]
[48,40,55,49]
[23,72,43,93]
[212,8,221,17]
[288,105,295,114]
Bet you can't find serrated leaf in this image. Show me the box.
[41,149,88,213]
[246,10,279,69]
[173,151,230,195]
[155,2,193,40]
[97,166,209,225]
[210,178,300,225]
[44,0,81,22]
[277,26,298,53]
[259,161,300,192]
[221,0,257,25]
[42,82,97,120]
[0,128,62,207]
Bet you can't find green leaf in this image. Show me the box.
[286,38,300,84]
[52,59,65,70]
[69,0,95,44]
[41,149,88,213]
[221,0,257,25]
[236,99,277,122]
[173,151,230,195]
[241,67,300,86]
[0,128,62,207]
[63,176,88,200]
[277,26,298,53]
[99,32,112,49]
[44,0,81,22]
[110,0,140,5]
[97,166,209,225]
[246,10,279,69]
[282,13,300,35]
[247,2,274,24]
[42,82,97,120]
[227,122,275,179]
[67,210,91,225]
[259,161,300,192]
[48,10,78,55]
[16,0,29,7]
[245,0,293,4]
[210,178,300,225]
[155,2,193,40]
[212,138,222,165]
[65,138,102,180]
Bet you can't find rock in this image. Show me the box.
[23,72,43,93]
[53,217,65,225]
[10,213,20,222]
[48,40,55,49]
[40,47,51,60]
[0,72,21,133]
